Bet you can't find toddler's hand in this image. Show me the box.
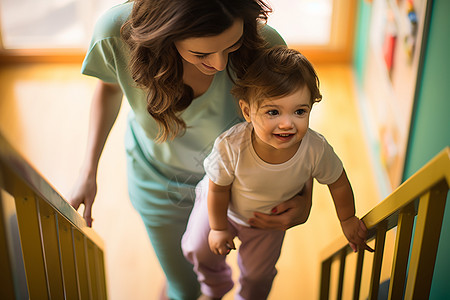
[340,216,373,252]
[208,229,236,256]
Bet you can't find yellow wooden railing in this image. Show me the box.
[319,147,450,300]
[0,133,107,299]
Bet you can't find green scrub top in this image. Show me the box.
[81,2,286,219]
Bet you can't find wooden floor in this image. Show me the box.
[0,62,382,299]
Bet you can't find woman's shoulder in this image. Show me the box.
[259,23,286,47]
[90,2,133,41]
[220,122,250,141]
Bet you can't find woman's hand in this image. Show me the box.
[68,170,97,227]
[248,178,313,231]
[68,80,123,227]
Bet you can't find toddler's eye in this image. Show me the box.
[295,109,307,116]
[267,110,279,116]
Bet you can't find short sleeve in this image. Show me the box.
[204,135,236,186]
[81,38,119,83]
[312,137,344,185]
[80,3,132,83]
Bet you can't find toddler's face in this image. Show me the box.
[242,86,311,153]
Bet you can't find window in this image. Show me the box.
[267,0,333,45]
[0,0,355,63]
[0,0,122,50]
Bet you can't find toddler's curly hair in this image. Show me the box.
[232,46,322,108]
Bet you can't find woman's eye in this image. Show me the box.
[267,110,279,116]
[228,38,243,53]
[195,54,208,59]
[229,42,242,53]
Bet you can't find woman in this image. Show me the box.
[69,1,313,299]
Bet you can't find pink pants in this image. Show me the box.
[182,178,285,300]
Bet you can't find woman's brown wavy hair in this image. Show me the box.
[121,0,271,142]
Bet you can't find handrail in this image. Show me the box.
[0,132,107,299]
[319,147,450,300]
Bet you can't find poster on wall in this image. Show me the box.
[363,0,432,190]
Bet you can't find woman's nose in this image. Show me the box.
[208,52,228,71]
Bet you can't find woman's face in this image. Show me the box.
[174,19,244,75]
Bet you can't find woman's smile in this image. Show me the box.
[201,63,217,70]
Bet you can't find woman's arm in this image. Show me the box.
[207,180,235,255]
[248,177,313,230]
[68,80,123,226]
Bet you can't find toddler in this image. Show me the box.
[182,46,370,300]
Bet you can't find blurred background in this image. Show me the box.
[1,0,449,299]
[0,0,332,49]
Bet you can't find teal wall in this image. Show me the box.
[403,0,450,298]
[353,0,372,84]
[354,0,450,298]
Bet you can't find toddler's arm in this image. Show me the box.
[328,170,371,252]
[207,180,235,255]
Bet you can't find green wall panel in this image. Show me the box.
[403,0,450,298]
[353,0,372,84]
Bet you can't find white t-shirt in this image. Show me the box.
[204,122,344,226]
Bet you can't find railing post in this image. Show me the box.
[353,248,365,300]
[87,240,100,300]
[96,245,108,299]
[0,189,15,299]
[404,180,448,299]
[57,214,80,300]
[320,258,332,300]
[39,198,65,298]
[368,222,387,300]
[13,181,50,299]
[388,203,415,300]
[337,248,347,300]
[73,228,92,300]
